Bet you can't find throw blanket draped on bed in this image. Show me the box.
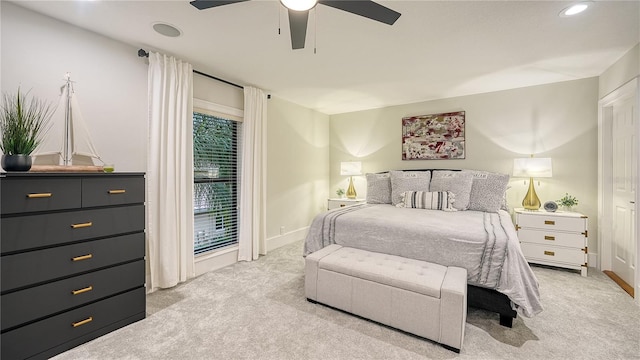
[303,204,543,317]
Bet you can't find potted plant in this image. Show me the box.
[336,188,345,198]
[557,193,579,211]
[0,88,54,171]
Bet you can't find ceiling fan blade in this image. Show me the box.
[288,9,309,50]
[319,0,401,25]
[190,0,250,10]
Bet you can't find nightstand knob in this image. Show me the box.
[544,235,555,241]
[544,220,555,225]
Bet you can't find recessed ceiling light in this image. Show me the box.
[152,22,182,37]
[559,2,591,17]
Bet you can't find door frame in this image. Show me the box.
[598,77,639,303]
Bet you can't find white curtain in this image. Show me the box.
[238,86,267,261]
[147,52,195,290]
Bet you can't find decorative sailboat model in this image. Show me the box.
[33,73,103,170]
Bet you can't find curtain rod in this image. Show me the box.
[138,49,244,90]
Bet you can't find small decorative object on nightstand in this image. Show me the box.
[327,198,366,210]
[514,207,588,276]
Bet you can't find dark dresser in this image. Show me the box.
[1,172,146,359]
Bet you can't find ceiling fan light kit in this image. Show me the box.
[190,0,401,50]
[280,0,318,11]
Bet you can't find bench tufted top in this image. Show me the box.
[317,245,450,298]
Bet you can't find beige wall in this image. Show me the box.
[330,77,599,252]
[194,73,243,109]
[266,96,330,240]
[1,2,148,172]
[599,43,640,99]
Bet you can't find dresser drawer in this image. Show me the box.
[1,205,144,254]
[2,260,144,331]
[1,233,144,292]
[82,176,145,208]
[517,229,586,248]
[520,243,586,265]
[0,287,145,360]
[1,178,81,215]
[517,214,586,233]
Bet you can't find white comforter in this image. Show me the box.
[304,204,543,317]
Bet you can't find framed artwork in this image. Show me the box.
[401,111,465,160]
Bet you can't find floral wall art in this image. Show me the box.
[401,111,465,160]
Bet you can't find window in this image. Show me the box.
[193,111,240,255]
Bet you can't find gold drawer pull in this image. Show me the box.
[108,189,126,194]
[544,251,555,256]
[72,285,93,295]
[544,235,555,241]
[71,254,93,262]
[544,220,555,225]
[71,222,93,229]
[27,193,52,198]
[72,317,93,328]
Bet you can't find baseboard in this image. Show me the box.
[266,226,308,252]
[149,227,308,283]
[194,245,239,277]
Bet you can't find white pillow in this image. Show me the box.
[365,173,391,204]
[467,171,510,213]
[396,191,456,211]
[430,170,474,210]
[390,170,431,205]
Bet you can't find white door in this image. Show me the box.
[611,93,637,288]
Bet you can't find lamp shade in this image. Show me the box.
[340,161,362,176]
[513,158,552,178]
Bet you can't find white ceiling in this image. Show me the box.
[11,0,640,115]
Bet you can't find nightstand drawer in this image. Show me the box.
[82,177,145,208]
[1,260,144,331]
[1,233,144,292]
[1,178,82,215]
[0,287,145,360]
[520,243,586,265]
[517,229,586,248]
[327,199,366,210]
[517,214,586,233]
[1,205,144,254]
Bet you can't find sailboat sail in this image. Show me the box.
[34,75,102,165]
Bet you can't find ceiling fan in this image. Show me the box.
[190,0,401,50]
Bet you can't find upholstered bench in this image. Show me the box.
[305,244,467,352]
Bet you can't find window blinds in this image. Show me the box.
[193,112,240,255]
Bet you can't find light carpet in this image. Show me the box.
[52,240,640,360]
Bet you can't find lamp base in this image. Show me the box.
[346,176,357,199]
[522,177,541,210]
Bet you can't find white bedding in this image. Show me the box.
[303,204,543,317]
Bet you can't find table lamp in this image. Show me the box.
[340,161,362,199]
[513,156,552,210]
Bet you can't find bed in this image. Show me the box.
[303,169,543,327]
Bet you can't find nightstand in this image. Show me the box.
[514,208,588,276]
[327,198,366,210]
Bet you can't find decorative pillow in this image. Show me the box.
[396,191,456,211]
[366,173,391,204]
[430,170,474,210]
[390,170,431,205]
[467,171,510,213]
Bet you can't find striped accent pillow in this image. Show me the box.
[396,191,457,211]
